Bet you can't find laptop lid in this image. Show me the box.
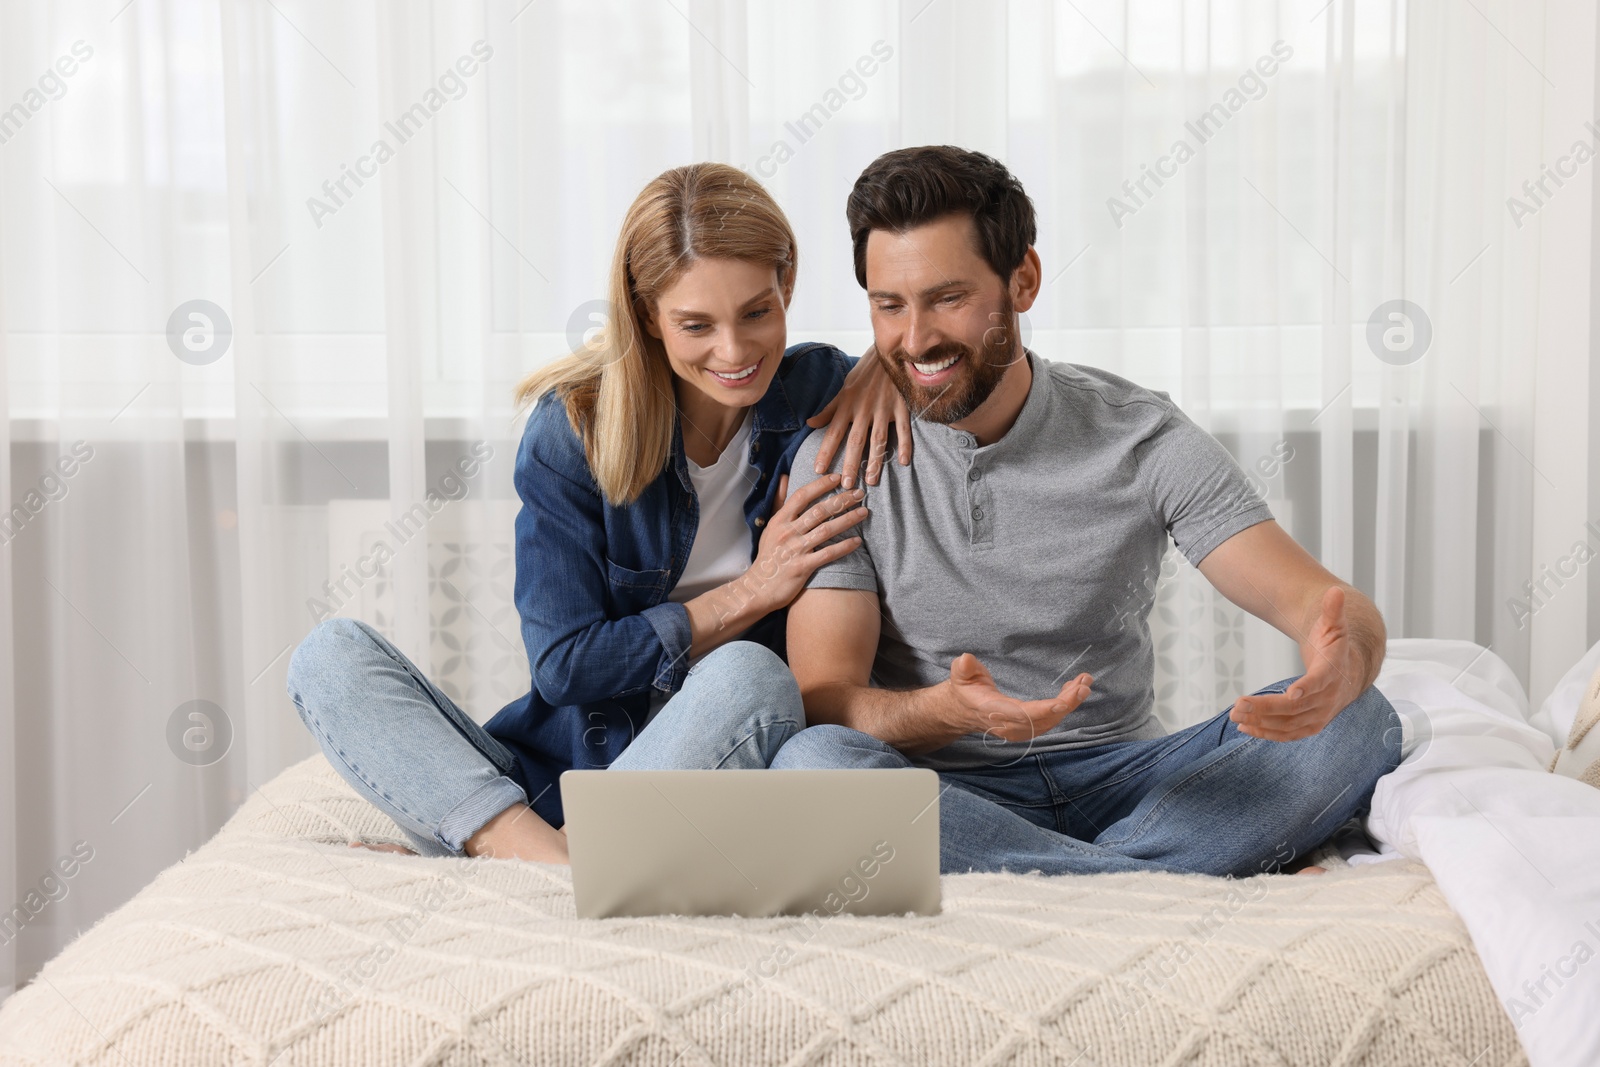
[561,769,941,919]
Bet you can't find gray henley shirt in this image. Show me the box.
[791,351,1274,770]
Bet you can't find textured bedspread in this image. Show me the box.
[0,755,1523,1066]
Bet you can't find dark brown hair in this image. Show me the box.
[845,146,1037,288]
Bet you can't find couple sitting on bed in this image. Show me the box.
[288,146,1401,876]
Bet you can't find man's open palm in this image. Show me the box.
[1229,586,1364,741]
[948,653,1092,743]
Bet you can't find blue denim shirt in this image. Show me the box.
[484,342,854,825]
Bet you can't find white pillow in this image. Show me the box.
[1535,638,1600,743]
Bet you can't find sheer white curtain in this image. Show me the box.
[1,0,1594,999]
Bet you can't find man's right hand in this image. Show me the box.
[786,588,1094,754]
[941,653,1092,743]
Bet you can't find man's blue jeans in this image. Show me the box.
[771,678,1402,878]
[286,618,804,856]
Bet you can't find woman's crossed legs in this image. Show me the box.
[286,618,804,863]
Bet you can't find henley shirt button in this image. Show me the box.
[754,516,766,527]
[967,469,980,481]
[971,506,984,520]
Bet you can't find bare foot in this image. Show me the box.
[1296,865,1327,875]
[465,802,570,864]
[348,841,417,855]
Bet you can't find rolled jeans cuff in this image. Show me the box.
[436,774,528,854]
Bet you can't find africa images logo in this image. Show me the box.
[305,41,493,229]
[1107,40,1293,228]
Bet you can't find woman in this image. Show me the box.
[286,163,910,864]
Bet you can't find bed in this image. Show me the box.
[0,744,1525,1066]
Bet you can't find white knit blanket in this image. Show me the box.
[0,755,1523,1066]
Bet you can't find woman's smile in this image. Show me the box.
[707,357,764,387]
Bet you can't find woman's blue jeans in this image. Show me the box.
[286,618,803,856]
[772,678,1402,878]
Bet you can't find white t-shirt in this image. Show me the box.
[648,414,757,715]
[670,411,758,605]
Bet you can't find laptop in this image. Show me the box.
[561,769,942,919]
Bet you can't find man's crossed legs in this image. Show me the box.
[772,677,1402,877]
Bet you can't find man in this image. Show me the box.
[773,146,1400,877]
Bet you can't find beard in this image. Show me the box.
[882,292,1021,425]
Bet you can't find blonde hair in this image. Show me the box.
[515,163,798,505]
